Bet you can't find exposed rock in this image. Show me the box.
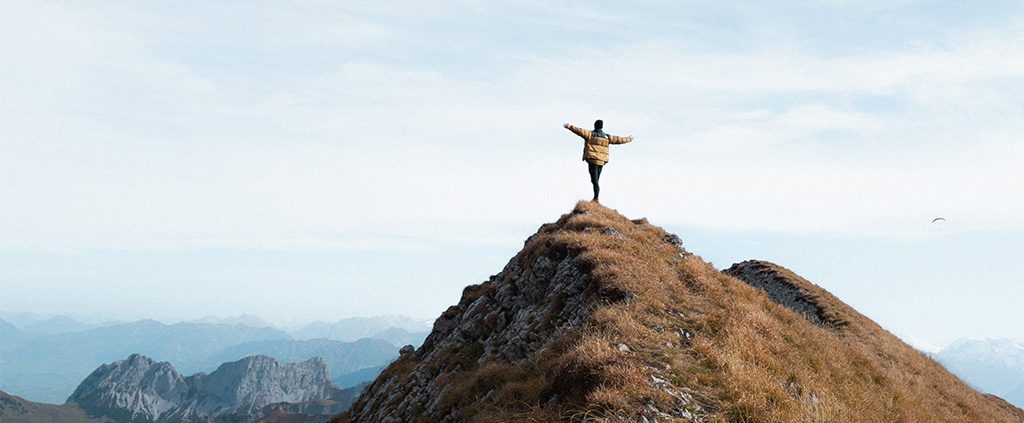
[345,245,599,421]
[662,233,682,247]
[723,260,849,329]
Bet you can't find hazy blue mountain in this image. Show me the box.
[333,365,387,389]
[0,312,53,328]
[370,327,429,347]
[0,320,290,404]
[21,316,96,336]
[191,314,273,328]
[204,337,399,380]
[0,315,418,405]
[0,318,27,349]
[936,338,1024,407]
[290,315,431,342]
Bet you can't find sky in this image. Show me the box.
[1,1,1022,350]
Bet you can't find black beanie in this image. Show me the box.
[594,119,603,130]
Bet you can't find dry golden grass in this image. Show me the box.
[342,201,1024,423]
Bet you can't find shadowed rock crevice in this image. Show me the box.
[723,260,848,329]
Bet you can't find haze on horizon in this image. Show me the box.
[1,1,1022,350]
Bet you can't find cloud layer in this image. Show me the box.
[2,1,1022,251]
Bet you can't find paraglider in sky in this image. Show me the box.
[931,217,946,223]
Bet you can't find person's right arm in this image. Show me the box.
[563,123,591,139]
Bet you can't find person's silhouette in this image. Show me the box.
[563,120,633,202]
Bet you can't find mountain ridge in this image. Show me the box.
[936,338,1024,408]
[66,354,354,422]
[0,318,416,404]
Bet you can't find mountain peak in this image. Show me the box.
[341,202,1024,422]
[68,354,342,422]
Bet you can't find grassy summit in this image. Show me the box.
[340,202,1023,422]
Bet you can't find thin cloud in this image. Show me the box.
[1,1,1021,251]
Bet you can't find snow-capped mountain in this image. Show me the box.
[936,338,1024,408]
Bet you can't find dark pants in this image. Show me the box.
[588,161,603,200]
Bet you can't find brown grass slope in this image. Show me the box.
[338,202,1024,422]
[0,391,110,423]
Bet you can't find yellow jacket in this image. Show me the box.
[565,124,633,165]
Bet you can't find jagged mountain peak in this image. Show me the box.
[68,354,343,422]
[68,355,188,422]
[340,202,1024,422]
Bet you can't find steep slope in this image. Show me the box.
[340,202,1024,422]
[67,354,354,422]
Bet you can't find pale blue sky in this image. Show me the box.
[1,1,1022,350]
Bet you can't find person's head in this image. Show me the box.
[594,119,603,130]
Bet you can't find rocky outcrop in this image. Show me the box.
[342,202,703,422]
[68,354,350,422]
[723,260,849,329]
[347,249,595,421]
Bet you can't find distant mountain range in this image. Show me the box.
[0,315,429,404]
[190,314,274,328]
[19,316,96,336]
[70,354,355,422]
[289,315,431,342]
[203,338,398,388]
[935,338,1024,408]
[1,354,359,422]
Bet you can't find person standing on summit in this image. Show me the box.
[563,120,633,202]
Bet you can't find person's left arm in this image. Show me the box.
[608,134,634,144]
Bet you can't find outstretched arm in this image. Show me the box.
[608,134,634,144]
[563,123,591,139]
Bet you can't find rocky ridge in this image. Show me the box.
[68,354,351,422]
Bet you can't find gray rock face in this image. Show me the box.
[67,354,346,422]
[724,260,833,328]
[67,354,189,422]
[346,243,602,422]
